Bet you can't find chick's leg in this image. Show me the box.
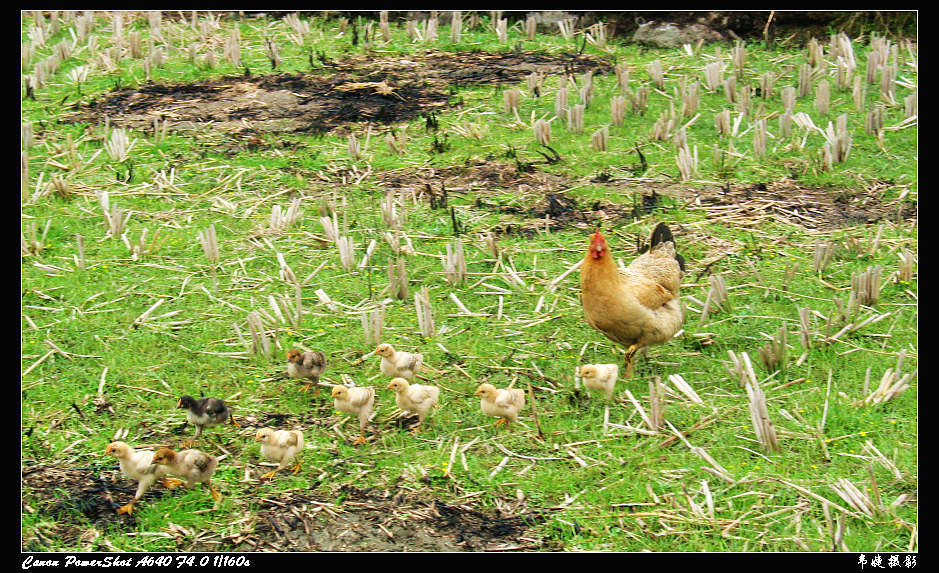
[229,414,241,428]
[117,500,137,515]
[409,422,422,435]
[260,468,280,481]
[162,477,185,489]
[182,425,203,449]
[494,418,507,427]
[352,414,369,445]
[208,481,222,502]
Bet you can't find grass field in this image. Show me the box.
[22,11,916,553]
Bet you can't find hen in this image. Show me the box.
[256,428,305,480]
[374,343,423,381]
[151,447,222,502]
[474,383,525,426]
[580,223,685,377]
[177,395,240,448]
[331,385,375,446]
[286,348,327,397]
[386,377,440,434]
[104,441,178,515]
[578,363,619,400]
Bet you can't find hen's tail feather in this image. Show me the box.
[649,223,686,272]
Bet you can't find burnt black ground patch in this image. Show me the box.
[65,50,613,135]
[23,463,557,552]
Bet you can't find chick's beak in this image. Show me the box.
[176,398,183,408]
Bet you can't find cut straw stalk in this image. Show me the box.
[414,287,435,338]
[361,304,385,346]
[667,374,703,405]
[746,374,780,452]
[443,239,467,285]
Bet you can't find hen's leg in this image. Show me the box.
[623,344,641,378]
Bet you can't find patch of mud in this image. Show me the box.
[65,51,612,135]
[227,486,555,552]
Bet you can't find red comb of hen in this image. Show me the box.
[589,230,607,259]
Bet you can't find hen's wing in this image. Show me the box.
[621,273,675,310]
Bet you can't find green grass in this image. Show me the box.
[22,11,916,552]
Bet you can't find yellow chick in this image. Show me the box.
[331,385,375,446]
[255,428,305,480]
[578,363,620,400]
[474,383,525,426]
[105,441,180,515]
[374,343,423,380]
[386,377,440,434]
[151,447,222,502]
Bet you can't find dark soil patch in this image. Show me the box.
[375,159,916,235]
[605,11,917,43]
[65,50,612,136]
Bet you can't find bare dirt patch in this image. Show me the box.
[22,463,165,550]
[227,486,555,552]
[65,50,612,135]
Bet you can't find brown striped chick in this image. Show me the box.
[105,441,179,515]
[286,348,327,397]
[474,383,526,427]
[256,428,305,480]
[151,447,222,502]
[331,385,375,446]
[578,363,620,400]
[374,343,423,381]
[386,377,440,434]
